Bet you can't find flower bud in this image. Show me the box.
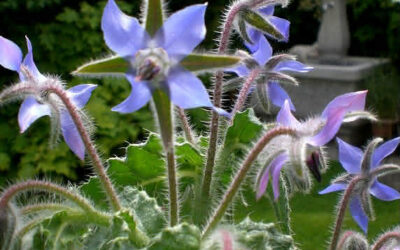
[337,231,369,250]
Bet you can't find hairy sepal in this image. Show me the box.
[180,54,242,72]
[72,56,128,77]
[240,8,285,41]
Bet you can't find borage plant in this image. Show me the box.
[0,0,399,249]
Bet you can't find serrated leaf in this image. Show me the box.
[180,54,241,72]
[81,134,203,208]
[83,215,138,250]
[28,211,91,250]
[148,223,201,250]
[72,56,129,76]
[241,9,285,40]
[145,0,164,36]
[119,187,167,237]
[235,218,296,250]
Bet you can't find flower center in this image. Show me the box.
[133,48,170,82]
[305,151,322,182]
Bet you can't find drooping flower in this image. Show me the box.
[255,91,367,200]
[227,35,312,111]
[319,137,400,233]
[101,0,226,115]
[0,36,96,160]
[237,3,290,52]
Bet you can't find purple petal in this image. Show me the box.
[212,107,231,119]
[112,75,152,113]
[244,26,262,53]
[309,91,367,146]
[60,112,85,160]
[252,35,272,66]
[101,0,148,57]
[259,6,275,16]
[166,66,212,109]
[67,84,97,109]
[273,60,313,73]
[276,100,300,127]
[256,152,287,200]
[318,183,347,194]
[321,91,367,120]
[336,138,363,174]
[20,36,45,82]
[268,16,290,42]
[370,180,400,201]
[225,64,250,77]
[371,137,400,168]
[18,97,51,133]
[349,197,368,233]
[267,81,295,111]
[155,4,206,62]
[0,36,22,71]
[256,164,272,200]
[271,153,288,200]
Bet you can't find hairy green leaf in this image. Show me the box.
[236,218,296,250]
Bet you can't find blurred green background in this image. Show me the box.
[0,0,400,248]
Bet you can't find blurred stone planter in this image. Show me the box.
[286,57,389,117]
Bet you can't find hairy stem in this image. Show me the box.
[372,231,400,250]
[0,180,110,224]
[230,68,261,123]
[176,107,194,144]
[202,0,278,201]
[20,203,74,215]
[153,90,179,226]
[44,85,121,211]
[329,176,363,250]
[202,127,297,237]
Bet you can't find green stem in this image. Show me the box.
[202,127,297,237]
[176,107,195,144]
[329,176,363,250]
[372,231,400,250]
[44,85,121,211]
[153,90,179,226]
[201,0,247,205]
[20,203,74,215]
[0,180,110,225]
[230,69,261,123]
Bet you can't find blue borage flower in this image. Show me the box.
[0,36,96,160]
[320,137,400,233]
[256,91,368,200]
[227,35,312,110]
[101,0,227,116]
